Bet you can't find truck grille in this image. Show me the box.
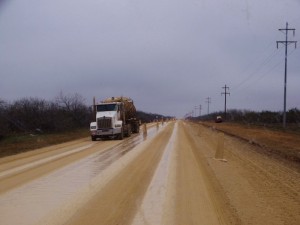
[97,117,112,129]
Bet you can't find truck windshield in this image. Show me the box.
[97,104,117,112]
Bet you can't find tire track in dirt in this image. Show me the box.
[0,141,119,194]
[63,122,175,225]
[185,121,300,225]
[132,123,177,225]
[0,124,171,225]
[176,121,240,225]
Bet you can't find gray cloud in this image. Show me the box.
[0,0,299,117]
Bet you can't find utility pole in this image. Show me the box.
[221,85,230,120]
[206,97,211,115]
[199,104,202,117]
[277,22,297,128]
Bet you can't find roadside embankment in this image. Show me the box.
[200,121,300,163]
[0,129,89,158]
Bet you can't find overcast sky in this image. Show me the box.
[0,0,299,117]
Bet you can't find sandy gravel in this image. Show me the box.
[0,121,299,225]
[186,121,300,225]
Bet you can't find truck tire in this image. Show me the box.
[136,124,140,133]
[127,125,132,137]
[91,136,96,141]
[132,123,139,133]
[118,128,124,140]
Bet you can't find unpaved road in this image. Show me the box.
[0,121,299,225]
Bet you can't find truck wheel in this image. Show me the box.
[91,136,96,141]
[118,129,124,140]
[127,125,132,137]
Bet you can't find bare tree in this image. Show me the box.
[55,91,89,128]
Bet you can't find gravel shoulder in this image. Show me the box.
[186,121,300,225]
[202,121,300,162]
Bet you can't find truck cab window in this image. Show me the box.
[97,104,117,112]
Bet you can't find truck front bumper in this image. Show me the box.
[91,128,122,138]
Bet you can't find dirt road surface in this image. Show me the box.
[0,121,299,225]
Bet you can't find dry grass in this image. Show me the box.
[201,122,300,162]
[0,129,89,158]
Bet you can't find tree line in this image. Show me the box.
[0,93,171,139]
[196,108,300,125]
[0,93,92,138]
[136,111,173,123]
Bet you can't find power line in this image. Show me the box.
[277,22,297,128]
[232,32,284,92]
[232,48,282,92]
[233,45,297,91]
[236,39,279,77]
[241,59,282,91]
[239,45,296,90]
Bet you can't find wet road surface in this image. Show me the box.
[0,121,299,225]
[0,123,161,225]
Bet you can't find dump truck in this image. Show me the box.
[90,96,140,141]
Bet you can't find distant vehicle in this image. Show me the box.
[90,96,140,141]
[215,116,223,123]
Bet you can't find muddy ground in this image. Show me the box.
[202,121,300,162]
[0,121,299,224]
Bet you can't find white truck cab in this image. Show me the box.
[90,97,139,141]
[90,102,124,141]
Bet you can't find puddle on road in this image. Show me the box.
[0,144,94,179]
[90,125,159,175]
[132,123,177,225]
[0,125,163,225]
